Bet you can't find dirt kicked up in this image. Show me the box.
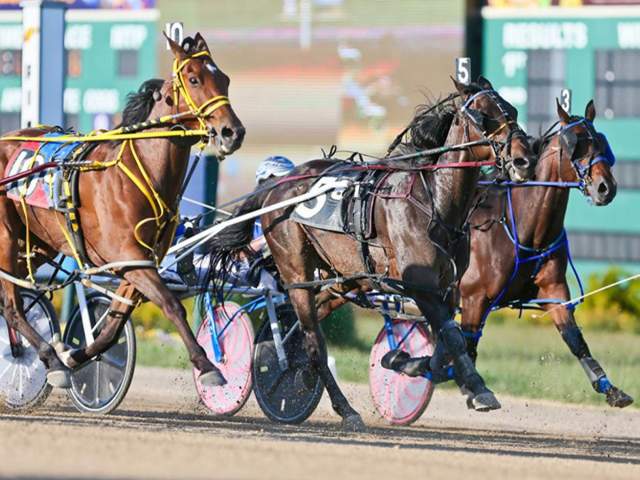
[1,367,639,480]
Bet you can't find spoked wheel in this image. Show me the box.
[0,290,57,411]
[64,293,136,414]
[193,301,254,416]
[253,305,324,424]
[369,320,435,426]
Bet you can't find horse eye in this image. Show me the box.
[189,77,199,86]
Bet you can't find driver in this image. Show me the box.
[232,155,295,290]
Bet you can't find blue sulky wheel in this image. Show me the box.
[63,293,136,415]
[252,304,324,424]
[0,290,58,411]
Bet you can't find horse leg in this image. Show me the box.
[460,294,490,365]
[57,281,139,367]
[540,281,633,408]
[122,267,225,386]
[289,286,365,431]
[0,217,71,387]
[414,292,500,412]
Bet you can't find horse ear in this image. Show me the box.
[585,99,596,122]
[556,98,571,125]
[450,76,469,97]
[477,75,493,90]
[164,31,187,60]
[194,32,210,53]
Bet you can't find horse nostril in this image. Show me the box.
[221,126,235,139]
[597,181,609,195]
[512,157,529,169]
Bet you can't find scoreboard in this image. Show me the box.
[482,3,640,274]
[0,7,158,134]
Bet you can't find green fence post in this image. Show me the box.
[192,154,219,331]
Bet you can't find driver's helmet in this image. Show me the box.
[255,155,295,184]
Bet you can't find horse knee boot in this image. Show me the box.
[440,320,487,395]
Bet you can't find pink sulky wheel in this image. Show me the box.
[193,302,254,416]
[369,319,435,426]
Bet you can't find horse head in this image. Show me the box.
[555,99,617,205]
[166,32,245,157]
[452,76,536,182]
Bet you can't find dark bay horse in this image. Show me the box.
[460,100,633,408]
[0,33,244,388]
[208,78,536,428]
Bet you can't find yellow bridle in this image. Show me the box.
[1,49,235,273]
[172,50,231,131]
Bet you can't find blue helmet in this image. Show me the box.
[256,156,295,184]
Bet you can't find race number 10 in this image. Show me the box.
[165,22,184,50]
[560,88,572,113]
[456,57,471,86]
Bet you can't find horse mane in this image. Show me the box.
[388,82,487,158]
[120,79,165,127]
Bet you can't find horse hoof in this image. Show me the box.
[47,368,71,389]
[199,369,227,387]
[342,414,366,432]
[471,391,501,412]
[58,349,81,369]
[606,387,634,408]
[381,349,410,371]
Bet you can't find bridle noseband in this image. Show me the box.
[460,89,528,177]
[557,118,615,194]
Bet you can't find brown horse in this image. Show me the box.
[0,33,244,388]
[460,100,633,408]
[208,78,536,428]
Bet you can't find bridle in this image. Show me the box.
[549,118,615,194]
[460,89,529,179]
[171,50,232,131]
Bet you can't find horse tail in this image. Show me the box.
[209,187,271,251]
[202,186,272,303]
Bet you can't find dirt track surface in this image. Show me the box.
[1,367,639,480]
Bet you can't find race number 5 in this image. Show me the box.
[456,57,471,86]
[165,22,184,49]
[560,88,572,113]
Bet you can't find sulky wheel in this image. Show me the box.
[252,304,324,424]
[64,293,136,415]
[193,301,254,416]
[369,319,435,426]
[0,290,58,411]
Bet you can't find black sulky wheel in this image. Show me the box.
[252,304,324,424]
[63,293,136,415]
[0,290,58,411]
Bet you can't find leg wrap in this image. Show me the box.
[439,320,486,394]
[560,325,591,359]
[579,357,612,393]
[439,319,466,355]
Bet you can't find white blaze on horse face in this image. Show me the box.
[293,177,350,219]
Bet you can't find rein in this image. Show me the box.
[0,49,232,302]
[464,186,585,341]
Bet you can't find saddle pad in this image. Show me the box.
[291,167,365,233]
[4,132,83,209]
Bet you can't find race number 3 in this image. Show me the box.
[165,22,184,50]
[456,57,471,86]
[560,88,572,113]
